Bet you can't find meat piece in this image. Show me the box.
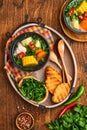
[52,83,70,103]
[45,66,62,94]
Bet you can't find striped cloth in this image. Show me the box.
[4,25,54,82]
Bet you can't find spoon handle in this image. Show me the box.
[58,40,72,86]
[61,56,72,86]
[49,51,62,70]
[62,65,66,83]
[55,60,62,70]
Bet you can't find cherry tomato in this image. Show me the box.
[83,16,87,20]
[68,7,75,16]
[18,52,25,58]
[78,15,84,20]
[84,12,87,17]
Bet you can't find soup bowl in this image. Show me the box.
[63,0,87,34]
[10,32,50,72]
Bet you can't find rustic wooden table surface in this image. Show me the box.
[0,0,87,130]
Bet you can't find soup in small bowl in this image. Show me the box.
[63,0,87,33]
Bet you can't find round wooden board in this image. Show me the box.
[60,0,87,42]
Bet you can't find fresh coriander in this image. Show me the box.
[18,78,46,103]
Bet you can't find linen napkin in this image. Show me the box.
[4,25,54,82]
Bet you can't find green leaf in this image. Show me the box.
[14,55,22,65]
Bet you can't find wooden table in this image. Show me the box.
[0,0,87,130]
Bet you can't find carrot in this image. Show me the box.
[79,20,87,31]
[36,49,43,55]
[37,51,47,61]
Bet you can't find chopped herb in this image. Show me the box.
[65,0,83,16]
[18,78,46,103]
[41,40,49,52]
[14,55,22,65]
[41,58,46,62]
[25,46,36,57]
[32,34,49,52]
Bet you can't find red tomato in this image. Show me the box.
[68,7,75,16]
[18,52,25,58]
[84,12,87,17]
[78,15,84,20]
[83,16,87,20]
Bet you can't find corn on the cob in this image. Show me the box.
[76,0,87,14]
[22,56,38,66]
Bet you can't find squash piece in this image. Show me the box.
[36,49,43,55]
[79,20,87,31]
[37,51,47,61]
[35,40,41,48]
[71,18,79,29]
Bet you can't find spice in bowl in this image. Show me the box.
[16,112,34,130]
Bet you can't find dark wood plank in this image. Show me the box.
[0,0,87,130]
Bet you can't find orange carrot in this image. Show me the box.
[36,49,43,55]
[37,51,47,61]
[79,20,87,31]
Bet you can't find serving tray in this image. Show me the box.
[5,23,77,108]
[60,0,87,42]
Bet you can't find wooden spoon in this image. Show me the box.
[49,51,62,70]
[49,51,65,82]
[58,40,72,86]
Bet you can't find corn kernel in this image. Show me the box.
[22,56,38,66]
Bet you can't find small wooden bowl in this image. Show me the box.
[18,76,49,104]
[16,112,34,130]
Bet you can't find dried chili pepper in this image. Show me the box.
[65,85,85,105]
[58,102,77,118]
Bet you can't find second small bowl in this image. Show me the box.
[16,112,34,130]
[18,76,49,104]
[63,0,87,34]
